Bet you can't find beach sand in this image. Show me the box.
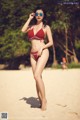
[0,68,80,120]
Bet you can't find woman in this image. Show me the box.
[21,6,53,110]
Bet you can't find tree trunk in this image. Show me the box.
[65,27,68,63]
[71,46,78,63]
[52,41,58,66]
[70,28,79,63]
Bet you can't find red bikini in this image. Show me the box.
[27,28,45,41]
[30,51,39,60]
[28,27,45,60]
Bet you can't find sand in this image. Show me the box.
[0,68,80,120]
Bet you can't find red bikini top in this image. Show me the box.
[27,28,45,41]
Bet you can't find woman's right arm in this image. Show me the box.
[21,13,35,33]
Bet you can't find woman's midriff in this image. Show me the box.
[30,40,46,60]
[30,39,45,52]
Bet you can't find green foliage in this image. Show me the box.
[0,0,80,67]
[51,62,80,69]
[51,20,66,31]
[68,62,80,69]
[0,29,31,60]
[51,6,70,31]
[75,39,80,49]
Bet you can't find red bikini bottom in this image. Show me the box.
[30,51,39,60]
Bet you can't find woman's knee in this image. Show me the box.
[34,72,41,81]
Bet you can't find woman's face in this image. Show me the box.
[35,9,44,22]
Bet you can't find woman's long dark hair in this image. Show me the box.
[31,6,47,27]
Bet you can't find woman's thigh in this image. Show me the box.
[30,55,37,74]
[35,49,49,74]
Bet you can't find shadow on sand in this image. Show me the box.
[19,97,41,108]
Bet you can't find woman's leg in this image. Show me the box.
[34,49,49,110]
[30,55,42,105]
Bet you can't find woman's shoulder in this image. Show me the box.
[27,25,35,32]
[44,25,50,29]
[44,25,51,31]
[43,25,51,34]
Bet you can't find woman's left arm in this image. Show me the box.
[42,25,53,50]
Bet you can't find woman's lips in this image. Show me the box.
[37,17,41,19]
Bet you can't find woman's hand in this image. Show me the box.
[29,13,35,20]
[38,47,43,56]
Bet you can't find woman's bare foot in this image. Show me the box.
[36,95,42,108]
[38,97,42,108]
[38,92,42,107]
[41,99,47,111]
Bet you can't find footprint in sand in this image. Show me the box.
[56,103,67,107]
[68,111,80,119]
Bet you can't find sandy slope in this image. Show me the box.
[0,68,80,120]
